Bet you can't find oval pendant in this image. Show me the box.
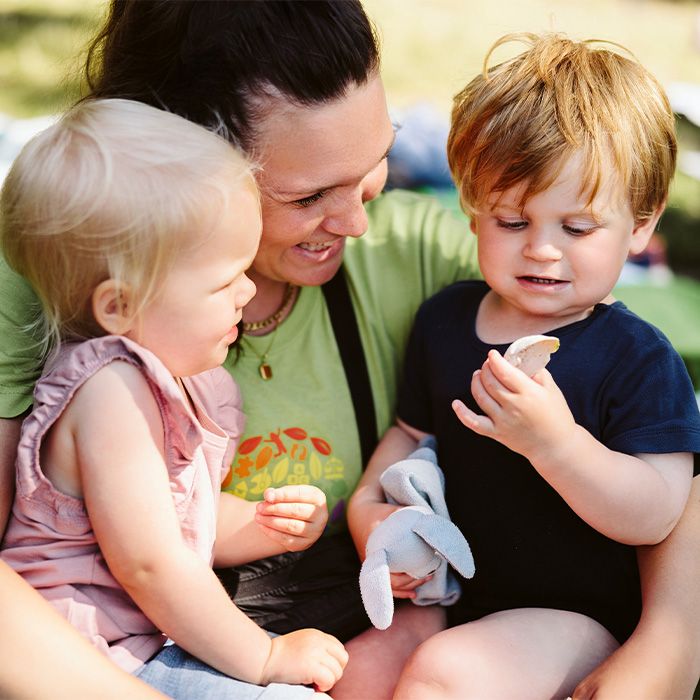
[258,362,273,380]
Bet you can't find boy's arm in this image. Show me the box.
[347,422,422,560]
[74,362,344,690]
[573,476,700,700]
[348,420,440,600]
[454,350,693,545]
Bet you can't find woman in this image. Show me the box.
[1,2,699,698]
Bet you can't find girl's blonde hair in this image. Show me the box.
[448,33,677,220]
[1,98,255,356]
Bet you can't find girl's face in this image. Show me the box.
[471,152,659,333]
[251,74,395,289]
[128,182,261,377]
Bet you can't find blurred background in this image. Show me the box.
[1,0,700,379]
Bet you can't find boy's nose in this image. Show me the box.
[523,231,562,261]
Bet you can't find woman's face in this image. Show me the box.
[252,74,395,288]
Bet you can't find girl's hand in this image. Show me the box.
[261,629,348,691]
[255,485,328,551]
[452,349,576,463]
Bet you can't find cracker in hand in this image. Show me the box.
[504,335,559,377]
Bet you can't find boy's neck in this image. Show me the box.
[475,289,603,345]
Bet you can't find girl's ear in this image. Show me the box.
[92,279,134,335]
[628,202,665,256]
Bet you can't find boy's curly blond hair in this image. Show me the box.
[448,33,676,222]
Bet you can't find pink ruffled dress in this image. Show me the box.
[1,336,244,672]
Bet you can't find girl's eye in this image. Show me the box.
[293,190,327,208]
[497,219,527,230]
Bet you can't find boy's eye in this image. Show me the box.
[497,219,527,230]
[563,224,597,236]
[293,190,327,208]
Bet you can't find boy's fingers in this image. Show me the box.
[453,399,494,437]
[487,349,534,391]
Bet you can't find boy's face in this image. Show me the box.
[470,152,661,329]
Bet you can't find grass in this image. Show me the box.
[1,0,699,273]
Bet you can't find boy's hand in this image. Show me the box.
[261,629,348,691]
[390,571,433,599]
[354,501,433,598]
[452,349,576,462]
[255,485,328,551]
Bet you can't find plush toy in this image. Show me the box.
[359,438,475,630]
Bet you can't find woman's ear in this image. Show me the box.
[628,202,666,256]
[92,279,134,335]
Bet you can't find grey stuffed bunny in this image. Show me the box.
[359,438,475,630]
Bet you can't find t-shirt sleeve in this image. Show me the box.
[600,333,700,459]
[0,258,45,417]
[412,193,481,296]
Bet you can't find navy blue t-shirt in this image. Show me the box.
[398,280,700,642]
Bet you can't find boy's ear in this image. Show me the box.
[469,218,478,235]
[628,203,665,256]
[92,279,134,335]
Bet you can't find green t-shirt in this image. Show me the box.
[223,190,479,532]
[0,189,479,533]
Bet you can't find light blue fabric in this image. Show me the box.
[359,438,475,630]
[134,643,315,699]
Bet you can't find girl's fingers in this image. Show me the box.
[263,484,326,507]
[256,500,317,521]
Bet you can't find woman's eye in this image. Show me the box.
[293,190,327,208]
[497,219,526,230]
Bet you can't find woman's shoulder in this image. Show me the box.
[364,188,467,239]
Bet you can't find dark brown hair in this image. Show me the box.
[84,0,380,151]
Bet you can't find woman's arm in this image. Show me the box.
[0,560,166,700]
[573,476,700,700]
[2,418,165,699]
[0,416,21,537]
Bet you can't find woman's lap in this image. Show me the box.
[135,643,315,700]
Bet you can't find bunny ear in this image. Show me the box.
[359,548,395,630]
[413,515,476,579]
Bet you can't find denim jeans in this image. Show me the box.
[134,643,315,699]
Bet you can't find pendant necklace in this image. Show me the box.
[244,325,279,380]
[242,283,299,380]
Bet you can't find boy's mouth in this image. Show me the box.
[518,275,564,285]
